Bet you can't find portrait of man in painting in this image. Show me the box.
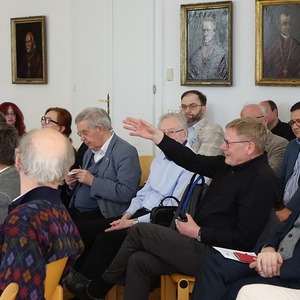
[187,8,229,81]
[16,24,43,79]
[263,5,300,79]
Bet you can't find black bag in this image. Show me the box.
[150,173,207,228]
[169,173,207,229]
[150,196,180,227]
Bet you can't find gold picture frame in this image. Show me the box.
[11,16,47,84]
[256,0,300,86]
[181,1,232,86]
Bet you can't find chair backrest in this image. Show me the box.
[44,257,68,300]
[138,155,154,187]
[0,283,19,300]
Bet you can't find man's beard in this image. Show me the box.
[186,112,202,126]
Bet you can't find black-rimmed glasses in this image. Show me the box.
[288,119,300,128]
[180,103,203,110]
[41,116,59,125]
[223,139,250,149]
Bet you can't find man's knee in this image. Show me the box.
[127,251,154,276]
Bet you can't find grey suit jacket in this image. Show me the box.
[266,130,288,174]
[70,133,141,218]
[0,166,20,223]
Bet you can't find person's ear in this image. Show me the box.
[59,126,66,134]
[15,154,21,172]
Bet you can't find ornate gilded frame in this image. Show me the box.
[11,16,47,84]
[256,0,300,86]
[180,1,232,86]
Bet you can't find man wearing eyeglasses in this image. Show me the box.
[180,90,224,156]
[101,117,281,300]
[65,107,141,225]
[277,102,300,223]
[240,103,288,174]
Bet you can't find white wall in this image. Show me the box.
[163,0,299,130]
[0,0,299,149]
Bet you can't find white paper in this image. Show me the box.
[213,246,257,262]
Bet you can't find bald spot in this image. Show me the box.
[32,128,68,160]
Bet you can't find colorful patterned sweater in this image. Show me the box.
[0,186,84,299]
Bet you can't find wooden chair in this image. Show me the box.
[138,155,154,187]
[44,257,68,300]
[0,283,19,300]
[161,274,195,300]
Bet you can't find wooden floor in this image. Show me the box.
[63,285,160,300]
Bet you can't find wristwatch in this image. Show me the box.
[132,219,139,226]
[196,227,202,242]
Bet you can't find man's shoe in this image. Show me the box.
[64,269,91,300]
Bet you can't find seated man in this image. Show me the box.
[240,103,288,174]
[101,117,281,300]
[0,122,20,223]
[66,107,141,224]
[180,90,224,155]
[260,100,295,141]
[277,102,300,222]
[65,113,194,299]
[191,200,300,300]
[0,128,84,299]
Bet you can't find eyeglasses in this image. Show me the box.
[77,129,95,137]
[41,116,59,125]
[180,103,203,110]
[288,119,300,127]
[161,129,184,137]
[223,139,250,149]
[6,112,16,117]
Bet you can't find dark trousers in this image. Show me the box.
[102,222,215,300]
[73,209,150,298]
[191,253,300,300]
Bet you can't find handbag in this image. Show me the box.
[169,173,207,229]
[150,196,180,227]
[150,173,207,228]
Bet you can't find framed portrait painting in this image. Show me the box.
[11,16,47,84]
[256,0,300,86]
[180,1,232,86]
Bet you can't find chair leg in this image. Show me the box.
[161,275,176,300]
[105,285,117,300]
[177,279,190,300]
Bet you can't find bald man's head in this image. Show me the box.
[16,128,74,185]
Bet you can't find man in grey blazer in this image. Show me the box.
[66,107,141,224]
[240,103,288,174]
[180,90,224,156]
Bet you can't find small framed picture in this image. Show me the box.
[181,1,232,86]
[256,0,300,86]
[11,16,47,84]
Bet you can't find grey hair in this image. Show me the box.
[158,113,188,132]
[75,107,112,130]
[15,129,75,185]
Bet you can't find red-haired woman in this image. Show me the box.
[41,107,72,139]
[0,102,26,136]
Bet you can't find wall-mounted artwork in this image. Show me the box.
[256,0,300,86]
[180,1,232,86]
[11,16,47,84]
